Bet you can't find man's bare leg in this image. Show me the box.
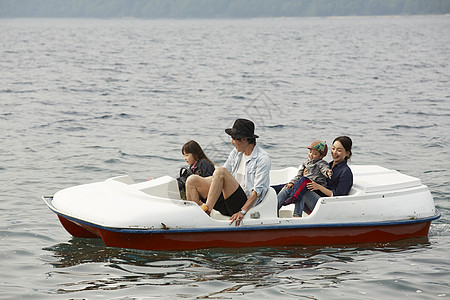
[204,167,240,212]
[186,175,212,206]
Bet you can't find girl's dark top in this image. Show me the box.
[326,160,353,196]
[178,159,214,200]
[190,159,215,177]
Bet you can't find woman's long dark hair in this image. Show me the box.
[182,140,214,166]
[333,136,352,161]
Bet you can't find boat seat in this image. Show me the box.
[270,167,298,185]
[247,187,278,219]
[211,187,278,221]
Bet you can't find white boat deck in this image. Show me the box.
[50,165,436,229]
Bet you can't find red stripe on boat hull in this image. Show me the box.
[57,216,431,250]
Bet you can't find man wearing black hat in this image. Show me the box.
[186,119,271,226]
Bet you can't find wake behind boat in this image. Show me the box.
[42,165,440,250]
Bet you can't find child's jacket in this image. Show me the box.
[289,159,329,187]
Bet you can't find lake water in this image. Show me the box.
[0,16,449,299]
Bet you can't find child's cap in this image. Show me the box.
[307,140,328,156]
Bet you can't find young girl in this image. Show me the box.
[178,140,215,199]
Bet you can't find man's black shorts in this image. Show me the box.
[213,185,247,216]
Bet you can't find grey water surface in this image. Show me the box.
[1,16,449,299]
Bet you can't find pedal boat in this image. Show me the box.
[42,165,440,251]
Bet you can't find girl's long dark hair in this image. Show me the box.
[333,136,352,161]
[182,140,214,166]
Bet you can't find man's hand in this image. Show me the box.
[229,211,245,226]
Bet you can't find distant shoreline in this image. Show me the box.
[1,14,449,21]
[1,0,450,19]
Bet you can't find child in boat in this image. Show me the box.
[178,140,215,199]
[277,140,331,217]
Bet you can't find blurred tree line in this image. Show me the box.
[1,0,449,18]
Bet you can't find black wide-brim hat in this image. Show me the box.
[225,119,259,139]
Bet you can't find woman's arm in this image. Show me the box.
[309,166,353,197]
[307,180,333,197]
